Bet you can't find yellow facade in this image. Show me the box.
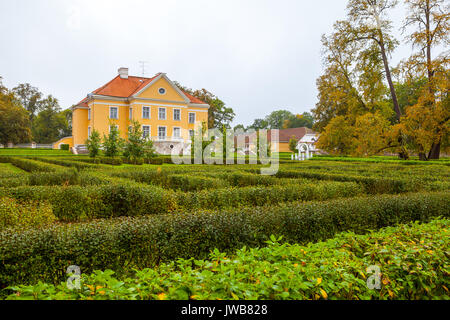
[69,72,209,150]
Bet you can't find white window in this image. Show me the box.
[142,106,150,119]
[189,129,195,138]
[188,112,196,124]
[142,125,150,138]
[158,107,166,120]
[129,107,133,120]
[173,109,181,121]
[173,127,181,138]
[109,107,118,119]
[88,127,91,137]
[88,108,91,120]
[158,126,166,140]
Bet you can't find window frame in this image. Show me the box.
[172,126,181,139]
[158,107,166,120]
[142,125,151,139]
[188,112,196,124]
[142,106,151,119]
[109,106,119,120]
[173,108,181,121]
[158,126,167,140]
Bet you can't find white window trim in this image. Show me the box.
[142,106,151,119]
[157,125,167,140]
[109,106,119,119]
[188,112,196,124]
[172,126,181,138]
[129,107,133,120]
[88,126,91,137]
[88,108,91,120]
[158,107,166,120]
[173,108,181,121]
[142,125,151,138]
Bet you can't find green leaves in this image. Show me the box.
[6,218,449,300]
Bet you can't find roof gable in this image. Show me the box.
[76,72,207,106]
[132,74,189,102]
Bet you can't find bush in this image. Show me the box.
[0,191,448,288]
[6,218,449,300]
[7,158,63,172]
[177,181,363,210]
[28,168,80,186]
[59,144,70,151]
[0,182,178,221]
[0,197,55,230]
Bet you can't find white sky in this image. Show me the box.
[0,0,415,126]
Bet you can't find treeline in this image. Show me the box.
[0,78,71,145]
[234,110,314,132]
[312,0,449,160]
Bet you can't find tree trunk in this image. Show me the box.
[377,30,401,122]
[428,141,441,160]
[419,152,428,161]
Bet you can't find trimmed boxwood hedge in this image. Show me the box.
[0,191,448,288]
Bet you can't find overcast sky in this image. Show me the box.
[0,0,413,126]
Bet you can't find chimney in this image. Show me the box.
[118,67,129,79]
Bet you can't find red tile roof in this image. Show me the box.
[77,73,207,105]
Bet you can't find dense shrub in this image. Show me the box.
[177,181,362,210]
[0,182,178,221]
[0,192,448,288]
[0,197,55,230]
[7,158,63,172]
[59,144,70,151]
[6,218,449,300]
[28,168,80,186]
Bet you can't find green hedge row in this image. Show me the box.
[0,197,55,230]
[274,169,419,194]
[110,169,230,191]
[29,157,99,170]
[1,157,64,173]
[6,218,449,300]
[177,181,363,210]
[0,180,362,219]
[0,191,448,288]
[0,182,178,221]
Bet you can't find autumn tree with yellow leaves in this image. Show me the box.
[314,0,449,160]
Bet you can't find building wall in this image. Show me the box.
[53,136,74,149]
[72,108,89,146]
[72,76,208,146]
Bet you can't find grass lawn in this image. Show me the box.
[0,148,73,156]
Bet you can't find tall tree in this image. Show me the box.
[402,0,449,158]
[265,110,294,129]
[0,89,31,146]
[346,0,402,121]
[283,112,315,129]
[248,118,269,130]
[12,83,43,122]
[32,95,66,143]
[174,83,235,129]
